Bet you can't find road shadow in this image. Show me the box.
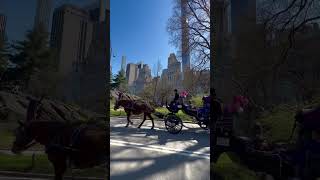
[110,142,210,180]
[110,118,210,179]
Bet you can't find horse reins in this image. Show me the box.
[24,140,38,150]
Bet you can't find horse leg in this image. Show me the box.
[138,113,147,128]
[125,111,132,127]
[48,153,67,180]
[148,114,154,129]
[129,114,133,125]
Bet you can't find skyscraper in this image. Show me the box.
[181,0,191,78]
[161,53,182,88]
[51,4,93,75]
[0,14,6,42]
[121,56,126,73]
[50,4,94,102]
[34,0,53,32]
[79,0,108,113]
[126,63,138,86]
[50,0,108,113]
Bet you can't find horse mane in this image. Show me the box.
[26,99,40,122]
[118,92,141,101]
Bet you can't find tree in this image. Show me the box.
[261,0,320,103]
[139,82,155,102]
[0,37,10,80]
[167,0,210,70]
[229,0,320,108]
[182,68,210,96]
[257,0,320,73]
[111,69,127,91]
[11,26,55,90]
[158,77,173,105]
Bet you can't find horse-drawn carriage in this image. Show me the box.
[112,90,211,134]
[163,95,211,134]
[212,101,320,180]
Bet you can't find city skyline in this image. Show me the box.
[111,0,178,75]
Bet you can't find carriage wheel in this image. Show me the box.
[198,117,210,130]
[165,114,183,134]
[199,122,209,130]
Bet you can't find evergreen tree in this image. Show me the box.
[11,26,56,88]
[111,69,127,91]
[0,37,10,75]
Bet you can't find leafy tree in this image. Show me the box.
[111,69,127,91]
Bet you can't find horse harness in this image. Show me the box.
[121,100,136,111]
[45,124,87,155]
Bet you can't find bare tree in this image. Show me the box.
[167,0,210,70]
[260,0,320,103]
[259,0,320,69]
[183,68,209,95]
[230,0,320,107]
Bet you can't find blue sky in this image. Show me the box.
[0,0,98,42]
[111,0,178,75]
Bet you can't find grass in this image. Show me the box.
[0,153,106,177]
[213,153,258,180]
[110,108,127,117]
[0,127,14,149]
[0,153,52,173]
[257,98,320,142]
[190,96,204,108]
[155,107,193,122]
[258,104,297,142]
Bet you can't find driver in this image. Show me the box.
[173,89,179,103]
[169,89,180,107]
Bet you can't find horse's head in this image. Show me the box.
[114,99,120,110]
[11,120,35,154]
[12,96,43,154]
[114,92,123,110]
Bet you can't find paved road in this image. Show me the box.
[110,117,210,180]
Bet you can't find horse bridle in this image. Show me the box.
[16,96,45,150]
[16,120,38,150]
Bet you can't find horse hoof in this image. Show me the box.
[137,126,141,129]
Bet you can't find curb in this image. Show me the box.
[0,171,106,180]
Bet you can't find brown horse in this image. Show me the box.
[11,97,107,180]
[114,92,156,129]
